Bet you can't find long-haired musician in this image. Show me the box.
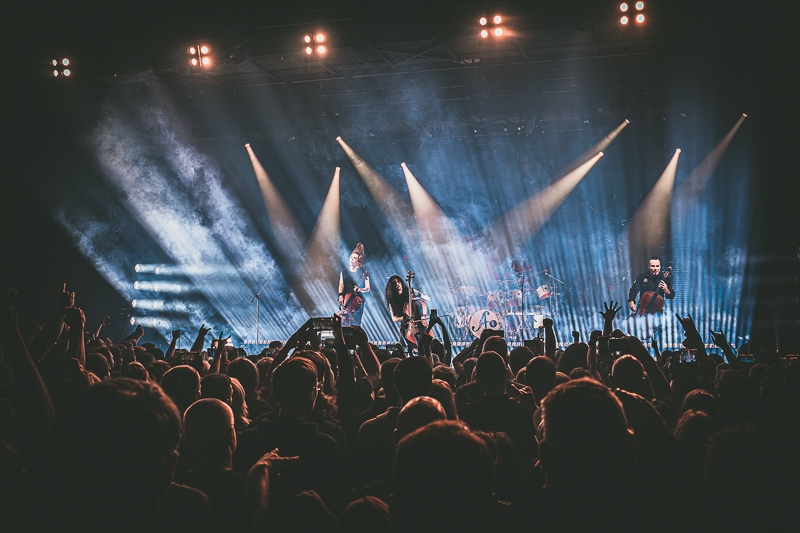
[338,243,370,326]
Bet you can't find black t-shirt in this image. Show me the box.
[174,470,246,533]
[341,267,367,296]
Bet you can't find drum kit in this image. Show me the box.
[449,274,563,341]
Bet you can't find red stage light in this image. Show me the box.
[200,45,209,54]
[480,29,488,38]
[191,58,198,65]
[636,13,645,23]
[189,46,196,54]
[620,15,629,24]
[304,34,312,43]
[635,1,644,10]
[305,46,313,55]
[315,33,325,42]
[620,3,629,12]
[494,27,503,36]
[494,15,502,24]
[479,17,487,26]
[202,57,210,65]
[317,45,327,54]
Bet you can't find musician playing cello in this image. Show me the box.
[338,243,370,326]
[628,256,674,313]
[385,274,430,349]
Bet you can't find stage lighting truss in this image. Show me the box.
[51,57,71,77]
[188,44,212,69]
[303,32,328,60]
[478,14,505,39]
[619,2,645,25]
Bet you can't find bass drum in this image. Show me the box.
[469,308,503,339]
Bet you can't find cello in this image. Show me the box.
[635,266,672,316]
[403,270,428,346]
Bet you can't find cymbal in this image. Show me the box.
[455,286,484,297]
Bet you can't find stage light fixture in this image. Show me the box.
[130,317,136,326]
[135,264,142,272]
[478,13,504,38]
[52,57,72,77]
[303,31,330,60]
[621,1,645,25]
[132,299,138,308]
[188,43,212,69]
[134,281,140,290]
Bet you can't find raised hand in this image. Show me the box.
[572,331,580,343]
[599,301,622,322]
[351,325,369,347]
[198,324,211,336]
[542,317,553,329]
[710,329,728,348]
[172,329,182,340]
[59,283,75,309]
[676,314,699,338]
[419,331,433,349]
[629,301,636,312]
[64,307,86,329]
[330,314,345,347]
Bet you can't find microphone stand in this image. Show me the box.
[543,270,565,316]
[520,261,527,342]
[250,267,277,345]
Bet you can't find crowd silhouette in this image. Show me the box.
[0,284,797,532]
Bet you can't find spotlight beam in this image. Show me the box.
[401,163,484,296]
[245,144,307,260]
[675,114,747,202]
[627,148,681,253]
[297,168,342,314]
[485,152,605,258]
[336,137,415,248]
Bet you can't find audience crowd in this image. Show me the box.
[1,285,798,532]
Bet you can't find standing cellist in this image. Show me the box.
[628,256,675,314]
